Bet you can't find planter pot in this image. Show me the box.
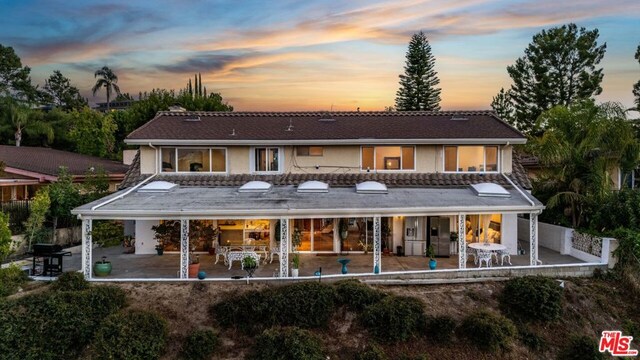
[156,248,164,255]
[429,259,437,270]
[340,231,348,240]
[94,262,112,276]
[123,246,134,254]
[188,263,200,278]
[291,268,299,278]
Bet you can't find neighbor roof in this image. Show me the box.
[0,145,129,177]
[125,111,525,144]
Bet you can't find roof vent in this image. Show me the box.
[451,116,468,121]
[168,105,186,112]
[239,181,272,193]
[183,116,201,122]
[469,183,511,197]
[138,181,177,193]
[319,111,334,122]
[297,180,329,193]
[356,181,388,194]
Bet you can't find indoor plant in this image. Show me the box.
[94,256,112,276]
[155,242,164,255]
[291,253,300,277]
[242,255,258,278]
[339,218,349,242]
[426,244,437,270]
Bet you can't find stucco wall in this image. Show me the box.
[227,146,250,174]
[139,146,156,174]
[501,145,513,173]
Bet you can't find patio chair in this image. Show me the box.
[214,242,229,265]
[466,246,478,264]
[493,250,512,266]
[477,249,492,268]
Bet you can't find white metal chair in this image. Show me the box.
[477,249,493,268]
[214,242,229,265]
[466,246,478,264]
[494,250,512,266]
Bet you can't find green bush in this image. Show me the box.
[93,310,167,360]
[51,271,89,291]
[92,220,125,247]
[360,295,426,342]
[518,326,546,351]
[212,282,336,333]
[181,329,219,360]
[557,335,604,360]
[499,276,563,322]
[355,343,388,360]
[334,279,385,311]
[0,264,29,297]
[0,285,127,359]
[426,315,456,342]
[249,327,325,360]
[460,310,516,353]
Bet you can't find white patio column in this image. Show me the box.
[279,218,290,277]
[180,219,190,279]
[373,216,381,274]
[458,213,466,269]
[81,217,92,279]
[530,212,539,266]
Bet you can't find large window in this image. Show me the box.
[161,147,226,173]
[443,146,499,173]
[253,147,280,173]
[361,146,415,171]
[294,218,333,252]
[296,146,323,156]
[464,214,502,243]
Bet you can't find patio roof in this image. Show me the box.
[72,183,543,219]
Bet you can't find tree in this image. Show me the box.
[69,108,117,158]
[83,167,110,201]
[529,100,640,228]
[395,31,441,111]
[92,66,121,111]
[42,70,87,110]
[0,212,13,262]
[0,103,53,146]
[634,44,640,111]
[23,187,51,250]
[491,88,516,124]
[0,44,38,102]
[48,167,81,239]
[506,24,606,134]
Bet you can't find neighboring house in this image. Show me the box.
[73,110,549,279]
[0,145,129,201]
[93,100,136,112]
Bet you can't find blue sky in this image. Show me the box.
[0,0,639,111]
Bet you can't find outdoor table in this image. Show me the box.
[468,242,507,252]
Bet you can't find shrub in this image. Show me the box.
[212,289,271,333]
[557,335,604,360]
[181,329,219,360]
[518,326,546,351]
[92,220,125,247]
[426,315,456,343]
[460,310,516,353]
[93,310,167,360]
[249,327,325,360]
[51,271,89,291]
[360,295,426,342]
[0,285,127,359]
[355,343,388,360]
[499,276,563,322]
[334,279,385,311]
[0,264,29,297]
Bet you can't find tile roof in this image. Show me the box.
[0,145,129,177]
[119,150,533,190]
[125,110,525,142]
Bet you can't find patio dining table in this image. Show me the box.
[468,242,507,252]
[220,245,269,264]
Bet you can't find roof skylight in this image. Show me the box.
[238,181,272,193]
[470,183,511,197]
[356,181,388,194]
[138,181,177,193]
[297,180,329,193]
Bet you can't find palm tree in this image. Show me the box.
[92,66,121,111]
[0,104,54,146]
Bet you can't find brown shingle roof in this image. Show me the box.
[0,145,129,176]
[126,111,525,142]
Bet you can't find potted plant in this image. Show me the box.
[291,227,302,251]
[155,241,164,255]
[242,255,258,278]
[94,256,112,276]
[189,255,200,278]
[291,253,300,277]
[426,244,437,270]
[338,218,349,242]
[450,232,458,242]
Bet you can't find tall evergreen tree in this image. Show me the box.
[491,88,516,125]
[42,70,87,111]
[395,31,441,111]
[506,23,606,134]
[634,44,640,111]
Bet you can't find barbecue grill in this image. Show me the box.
[28,244,72,276]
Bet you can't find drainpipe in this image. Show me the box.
[148,142,159,174]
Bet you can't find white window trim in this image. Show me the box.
[359,145,417,172]
[159,147,228,174]
[442,145,500,174]
[250,147,284,174]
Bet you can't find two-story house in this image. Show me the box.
[73,110,545,279]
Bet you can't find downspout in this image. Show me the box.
[148,142,159,174]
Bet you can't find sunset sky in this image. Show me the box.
[1,0,639,111]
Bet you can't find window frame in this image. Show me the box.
[296,146,324,157]
[442,145,500,173]
[250,146,284,174]
[359,145,416,172]
[159,147,228,174]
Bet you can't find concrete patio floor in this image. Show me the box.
[59,245,584,279]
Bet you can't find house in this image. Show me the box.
[0,145,129,202]
[72,110,567,280]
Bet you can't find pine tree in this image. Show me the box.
[395,31,441,111]
[491,88,516,126]
[198,73,203,97]
[633,44,640,111]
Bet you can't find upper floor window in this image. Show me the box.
[296,146,323,156]
[253,147,280,173]
[444,145,498,173]
[161,147,226,173]
[361,146,415,171]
